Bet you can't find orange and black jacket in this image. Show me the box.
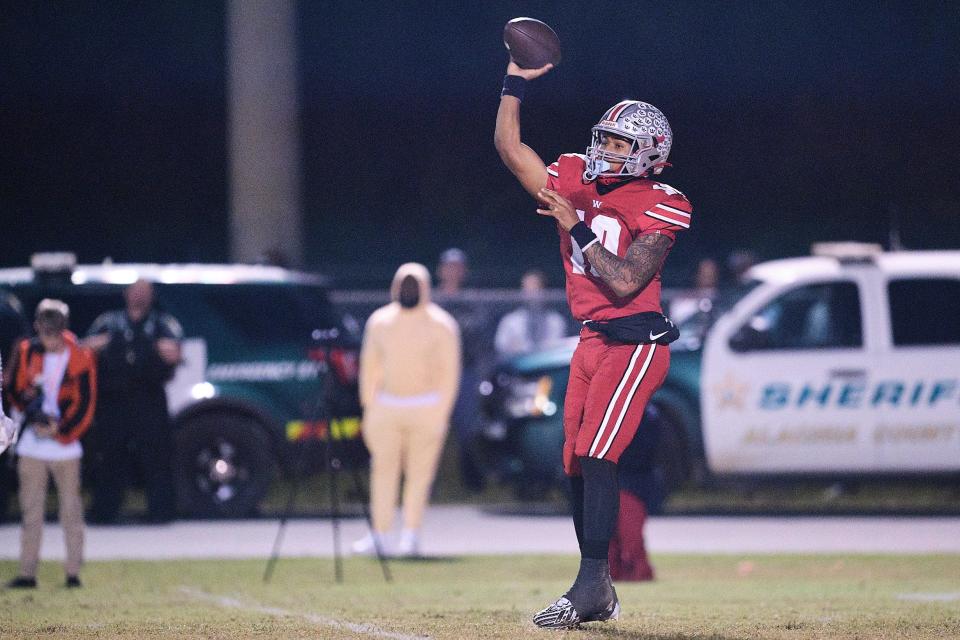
[6,332,97,444]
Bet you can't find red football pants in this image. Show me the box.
[562,329,669,476]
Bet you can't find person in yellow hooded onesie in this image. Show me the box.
[352,263,461,557]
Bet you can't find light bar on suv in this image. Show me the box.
[30,252,77,274]
[811,242,883,262]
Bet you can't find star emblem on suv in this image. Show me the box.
[711,373,750,410]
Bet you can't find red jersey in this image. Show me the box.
[546,153,693,322]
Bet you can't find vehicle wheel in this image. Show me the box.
[174,412,277,518]
[512,421,566,501]
[649,404,691,512]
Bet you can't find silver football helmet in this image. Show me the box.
[583,100,673,181]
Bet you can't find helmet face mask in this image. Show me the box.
[584,101,672,181]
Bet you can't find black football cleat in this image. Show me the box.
[534,557,621,629]
[532,586,620,629]
[533,596,581,629]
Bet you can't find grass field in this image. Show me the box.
[3,554,959,639]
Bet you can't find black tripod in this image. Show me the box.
[263,332,392,584]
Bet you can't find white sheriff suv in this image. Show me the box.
[702,244,960,476]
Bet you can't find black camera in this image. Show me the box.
[23,386,50,427]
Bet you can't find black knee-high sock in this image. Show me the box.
[579,456,619,560]
[569,474,585,553]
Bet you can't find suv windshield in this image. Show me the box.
[159,284,341,344]
[1,280,350,354]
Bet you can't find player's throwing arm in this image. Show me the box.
[493,59,554,197]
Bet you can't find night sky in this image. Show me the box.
[3,1,959,287]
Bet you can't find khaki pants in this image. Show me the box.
[17,455,84,578]
[362,403,449,533]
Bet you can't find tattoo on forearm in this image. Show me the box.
[584,232,673,296]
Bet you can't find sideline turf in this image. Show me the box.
[2,554,959,639]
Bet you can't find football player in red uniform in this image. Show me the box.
[495,60,692,629]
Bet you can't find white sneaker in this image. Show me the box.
[396,529,420,558]
[350,532,389,556]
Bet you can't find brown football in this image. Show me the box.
[503,17,561,69]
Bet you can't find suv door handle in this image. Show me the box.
[829,369,867,378]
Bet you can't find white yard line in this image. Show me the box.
[179,586,429,640]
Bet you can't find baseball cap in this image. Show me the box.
[439,248,467,265]
[35,298,69,332]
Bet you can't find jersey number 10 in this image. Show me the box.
[570,212,622,277]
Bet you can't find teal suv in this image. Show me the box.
[0,257,363,518]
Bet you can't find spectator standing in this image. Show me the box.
[5,299,96,588]
[83,279,182,524]
[494,269,569,358]
[725,248,756,287]
[693,258,719,292]
[669,257,719,325]
[433,248,494,491]
[436,247,468,296]
[353,263,460,557]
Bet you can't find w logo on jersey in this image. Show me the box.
[592,200,603,209]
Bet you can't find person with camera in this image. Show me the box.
[83,279,182,524]
[4,299,97,588]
